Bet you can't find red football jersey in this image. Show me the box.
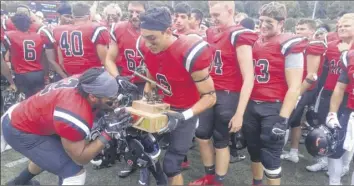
[251,34,308,102]
[341,50,354,110]
[137,35,213,109]
[10,75,94,141]
[3,31,46,74]
[52,22,110,75]
[206,25,258,92]
[304,40,327,90]
[111,21,143,83]
[326,32,339,43]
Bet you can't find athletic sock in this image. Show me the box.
[10,167,36,185]
[214,174,225,183]
[253,179,262,185]
[204,165,215,175]
[289,148,298,155]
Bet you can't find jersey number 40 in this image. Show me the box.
[60,31,84,57]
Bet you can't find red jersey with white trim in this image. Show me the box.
[340,50,354,110]
[251,34,308,102]
[206,25,258,92]
[3,31,46,74]
[326,32,339,43]
[53,22,110,75]
[10,75,94,141]
[303,40,327,90]
[110,21,143,83]
[136,35,213,109]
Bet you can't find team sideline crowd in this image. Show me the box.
[0,1,353,185]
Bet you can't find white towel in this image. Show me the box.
[343,112,354,152]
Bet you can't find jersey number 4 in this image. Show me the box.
[23,40,36,61]
[124,49,143,71]
[254,59,270,83]
[213,50,223,75]
[60,31,84,57]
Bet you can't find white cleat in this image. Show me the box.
[326,166,350,177]
[281,152,299,163]
[306,159,328,172]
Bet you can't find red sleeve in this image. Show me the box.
[231,29,259,48]
[91,26,110,45]
[53,103,93,141]
[37,26,55,47]
[183,40,213,73]
[136,35,147,59]
[281,37,308,56]
[306,40,327,56]
[0,27,4,42]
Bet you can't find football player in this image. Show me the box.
[281,18,327,163]
[2,68,132,185]
[173,3,200,36]
[53,2,110,76]
[136,7,216,185]
[104,1,148,180]
[189,8,204,35]
[3,13,66,98]
[102,3,122,27]
[242,2,307,185]
[57,3,73,25]
[190,2,258,185]
[325,13,354,185]
[234,12,248,25]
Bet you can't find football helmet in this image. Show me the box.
[306,105,320,128]
[305,125,340,157]
[1,89,25,112]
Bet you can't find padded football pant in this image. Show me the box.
[163,114,198,177]
[317,89,348,125]
[196,91,240,149]
[14,70,45,98]
[242,101,284,172]
[1,114,82,179]
[289,88,318,128]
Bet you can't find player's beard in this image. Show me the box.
[129,15,140,28]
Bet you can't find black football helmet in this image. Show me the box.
[305,125,340,157]
[231,131,247,150]
[1,89,25,112]
[306,105,320,128]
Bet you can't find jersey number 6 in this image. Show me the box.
[254,59,270,83]
[156,73,172,96]
[23,40,36,61]
[60,31,84,57]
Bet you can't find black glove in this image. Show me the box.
[158,112,185,134]
[115,75,138,94]
[270,116,289,141]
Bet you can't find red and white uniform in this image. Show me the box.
[303,40,327,90]
[326,32,339,44]
[251,34,308,102]
[340,50,354,110]
[52,22,110,75]
[324,40,353,93]
[10,76,94,141]
[206,25,258,92]
[3,30,47,74]
[110,21,143,83]
[137,35,213,109]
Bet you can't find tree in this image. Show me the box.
[282,1,302,18]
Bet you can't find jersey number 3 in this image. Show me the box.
[23,40,36,61]
[60,31,84,57]
[40,78,79,95]
[254,59,270,83]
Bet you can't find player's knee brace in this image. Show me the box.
[195,126,212,140]
[162,151,183,177]
[62,169,86,185]
[264,167,282,179]
[212,130,228,149]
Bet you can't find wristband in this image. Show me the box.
[182,109,194,120]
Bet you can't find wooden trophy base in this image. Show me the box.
[126,100,170,133]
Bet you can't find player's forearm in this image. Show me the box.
[235,74,254,117]
[104,43,120,77]
[329,83,345,113]
[279,85,301,118]
[190,93,216,116]
[45,49,67,78]
[71,139,105,165]
[0,59,14,85]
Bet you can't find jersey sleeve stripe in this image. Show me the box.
[341,50,349,68]
[38,26,55,43]
[187,33,203,39]
[91,26,108,43]
[309,40,328,48]
[110,23,117,42]
[281,37,305,55]
[230,29,255,46]
[183,40,209,72]
[4,35,11,46]
[53,107,90,137]
[2,18,6,30]
[136,35,144,60]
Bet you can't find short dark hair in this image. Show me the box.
[191,8,203,22]
[57,3,72,15]
[296,18,317,31]
[174,2,191,16]
[317,23,331,32]
[11,13,31,32]
[240,17,255,30]
[129,1,148,11]
[72,2,90,18]
[164,5,174,15]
